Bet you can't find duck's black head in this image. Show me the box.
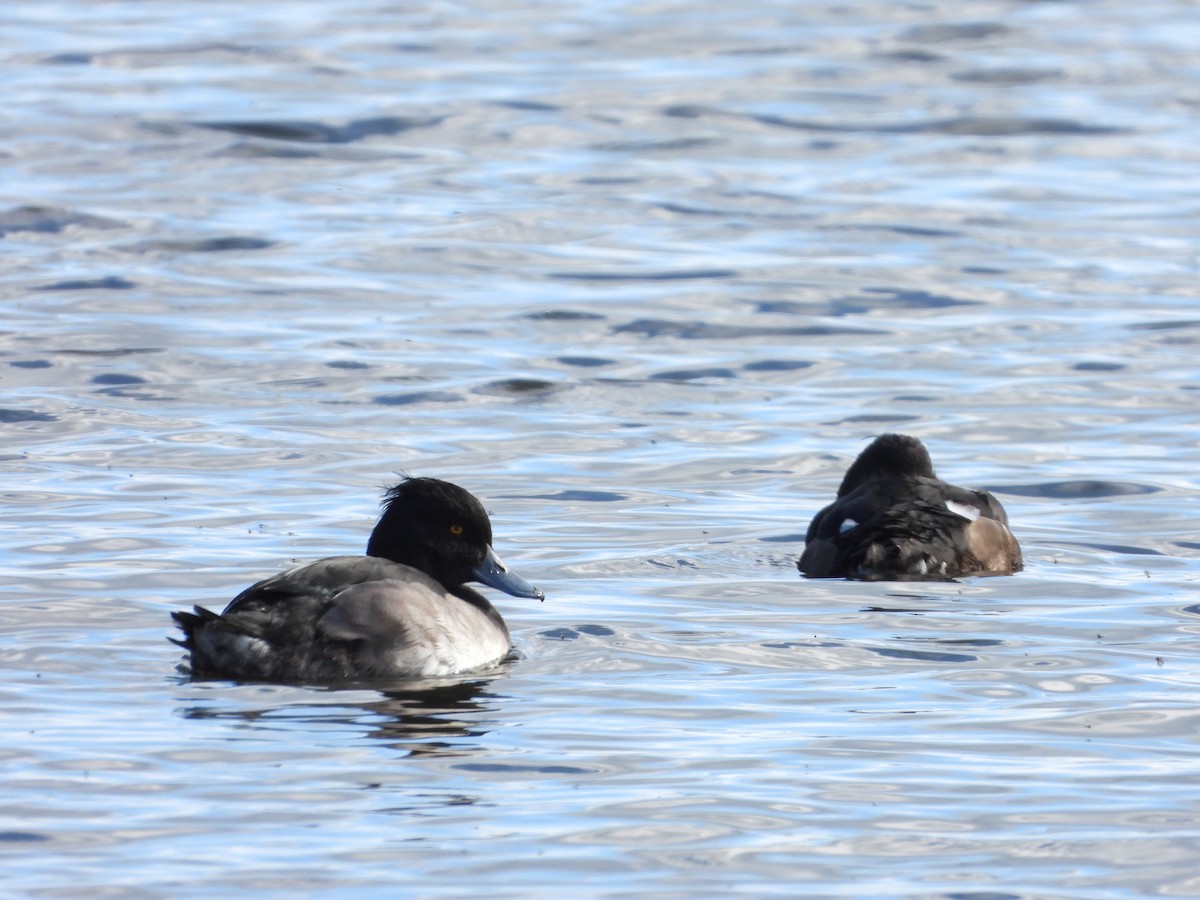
[366,477,543,600]
[837,433,936,497]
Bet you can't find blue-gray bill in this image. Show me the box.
[473,546,544,600]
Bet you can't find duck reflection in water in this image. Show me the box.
[177,676,505,758]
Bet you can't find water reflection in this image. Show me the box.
[362,680,502,756]
[176,676,504,758]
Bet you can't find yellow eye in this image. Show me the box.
[449,524,463,536]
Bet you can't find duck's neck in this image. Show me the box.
[366,515,428,572]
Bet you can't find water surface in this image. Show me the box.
[3,1,1200,896]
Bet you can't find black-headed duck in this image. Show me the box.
[173,477,543,682]
[799,434,1021,580]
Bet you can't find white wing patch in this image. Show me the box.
[838,518,859,534]
[945,499,981,521]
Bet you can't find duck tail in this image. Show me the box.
[169,606,224,651]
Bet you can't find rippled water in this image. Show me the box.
[4,1,1200,896]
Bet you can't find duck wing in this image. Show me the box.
[175,556,433,680]
[222,555,421,615]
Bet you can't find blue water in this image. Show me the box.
[3,1,1200,896]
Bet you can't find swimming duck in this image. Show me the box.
[798,434,1021,580]
[172,477,544,682]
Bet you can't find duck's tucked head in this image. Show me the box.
[365,477,543,600]
[838,433,935,496]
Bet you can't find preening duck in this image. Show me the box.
[799,434,1021,580]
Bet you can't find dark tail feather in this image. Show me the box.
[171,610,196,646]
[170,606,223,664]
